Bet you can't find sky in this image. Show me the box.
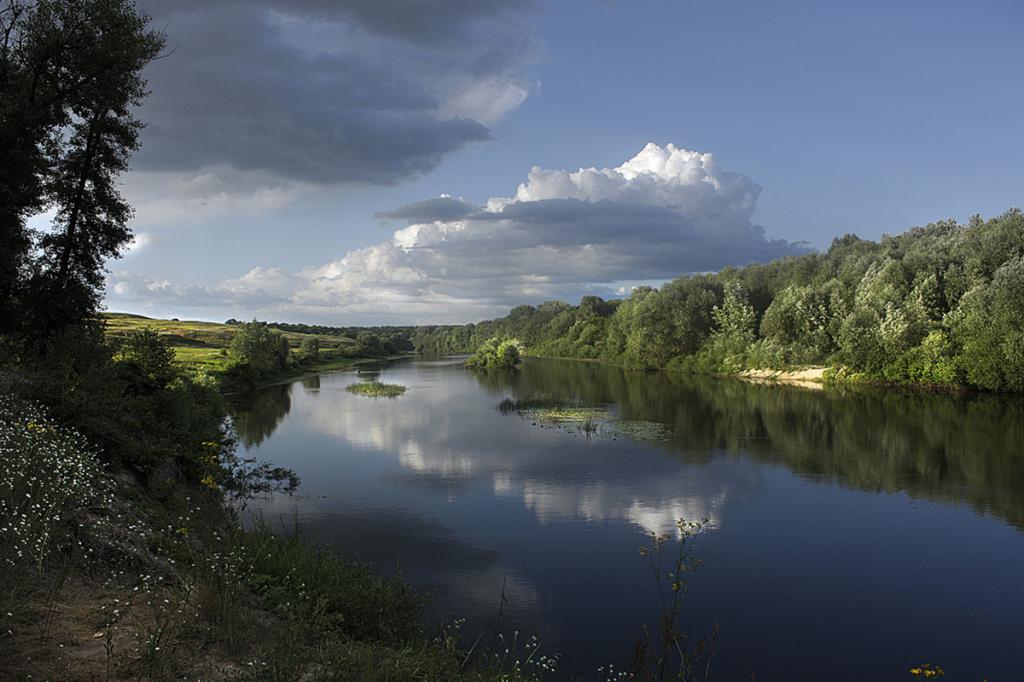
[100,0,1024,325]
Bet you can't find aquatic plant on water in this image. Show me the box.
[345,381,407,398]
[498,395,672,442]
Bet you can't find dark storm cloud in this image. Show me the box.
[375,196,477,223]
[133,0,539,185]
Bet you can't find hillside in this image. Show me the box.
[102,313,358,372]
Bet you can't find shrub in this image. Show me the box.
[465,338,524,369]
[115,329,177,387]
[0,396,108,572]
[9,323,225,472]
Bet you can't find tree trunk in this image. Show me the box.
[56,108,104,289]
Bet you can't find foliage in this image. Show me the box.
[951,257,1024,391]
[0,395,107,572]
[466,337,525,369]
[6,322,226,473]
[298,335,320,361]
[114,329,177,386]
[0,0,164,335]
[239,521,423,643]
[102,313,362,375]
[415,209,1024,391]
[227,320,290,372]
[345,381,407,398]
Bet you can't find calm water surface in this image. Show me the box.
[233,357,1024,680]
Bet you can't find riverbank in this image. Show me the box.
[738,366,827,389]
[1,317,535,679]
[0,393,538,681]
[102,312,410,393]
[217,351,411,395]
[528,352,833,390]
[526,351,982,396]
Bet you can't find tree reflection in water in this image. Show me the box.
[230,382,292,449]
[480,358,1024,529]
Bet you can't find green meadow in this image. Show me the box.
[103,313,356,373]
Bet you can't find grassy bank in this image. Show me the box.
[0,393,544,681]
[102,313,409,392]
[0,315,547,679]
[104,313,358,374]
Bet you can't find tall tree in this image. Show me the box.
[0,0,163,334]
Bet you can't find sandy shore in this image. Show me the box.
[738,366,827,390]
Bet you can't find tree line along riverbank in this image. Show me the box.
[414,209,1024,394]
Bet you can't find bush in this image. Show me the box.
[8,322,225,473]
[465,338,524,369]
[115,329,177,387]
[0,396,108,572]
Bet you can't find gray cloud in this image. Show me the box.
[375,195,478,223]
[132,0,540,189]
[157,0,537,44]
[108,144,808,324]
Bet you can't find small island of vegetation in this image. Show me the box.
[345,381,408,397]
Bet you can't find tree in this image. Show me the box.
[705,283,757,371]
[0,0,164,333]
[298,336,320,362]
[952,257,1024,391]
[228,321,290,372]
[355,331,385,356]
[760,284,834,362]
[116,329,176,387]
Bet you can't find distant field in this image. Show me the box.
[103,313,355,371]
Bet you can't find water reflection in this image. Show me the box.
[229,382,292,448]
[236,357,1024,679]
[283,360,755,536]
[236,358,1024,530]
[485,359,1024,529]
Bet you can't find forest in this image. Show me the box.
[414,210,1024,392]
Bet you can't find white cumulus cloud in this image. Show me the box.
[106,143,805,323]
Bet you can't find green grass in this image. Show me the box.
[171,346,225,371]
[103,313,355,374]
[345,381,407,398]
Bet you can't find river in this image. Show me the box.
[232,356,1024,680]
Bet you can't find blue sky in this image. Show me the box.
[104,0,1024,324]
